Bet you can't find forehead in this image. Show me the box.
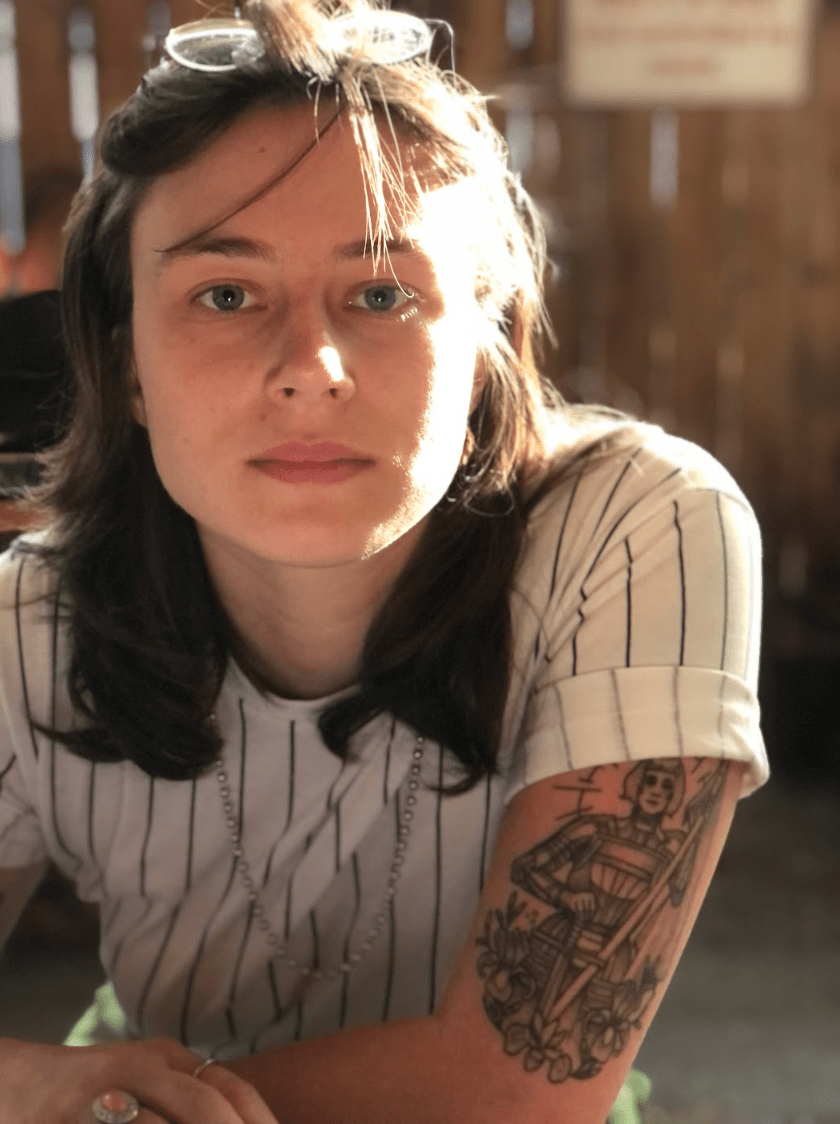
[130,102,481,268]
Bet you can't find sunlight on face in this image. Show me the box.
[129,104,489,574]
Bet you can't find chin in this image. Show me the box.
[196,488,433,569]
[249,520,403,567]
[249,535,373,568]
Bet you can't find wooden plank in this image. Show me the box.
[795,10,840,563]
[14,0,79,181]
[454,0,510,89]
[670,109,725,453]
[603,109,651,417]
[547,108,586,391]
[168,0,229,28]
[714,109,750,474]
[735,14,840,645]
[563,110,611,398]
[646,118,679,433]
[91,0,147,121]
[532,0,559,69]
[534,107,574,391]
[738,105,803,542]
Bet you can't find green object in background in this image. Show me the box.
[609,1068,653,1124]
[64,980,130,1046]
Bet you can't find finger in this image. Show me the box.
[81,1090,170,1124]
[136,1110,175,1124]
[79,1040,275,1124]
[135,1038,206,1076]
[197,1064,279,1124]
[131,1068,263,1124]
[83,1068,249,1124]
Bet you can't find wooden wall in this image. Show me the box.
[3,0,840,659]
[447,0,840,660]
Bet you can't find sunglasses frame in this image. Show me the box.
[163,8,455,75]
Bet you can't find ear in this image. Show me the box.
[128,363,147,427]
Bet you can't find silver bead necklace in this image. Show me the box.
[213,733,425,982]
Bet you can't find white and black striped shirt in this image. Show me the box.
[0,428,768,1058]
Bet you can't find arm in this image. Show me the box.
[0,866,280,1124]
[223,757,745,1124]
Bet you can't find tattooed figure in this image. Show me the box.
[477,758,727,1083]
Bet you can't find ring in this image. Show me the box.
[91,1090,140,1124]
[193,1056,217,1078]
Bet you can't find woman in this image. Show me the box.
[0,2,768,1122]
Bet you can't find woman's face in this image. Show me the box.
[130,103,486,572]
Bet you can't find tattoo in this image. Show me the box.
[476,757,727,1084]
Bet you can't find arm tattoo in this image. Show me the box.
[475,757,727,1084]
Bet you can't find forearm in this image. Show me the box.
[224,1015,485,1124]
[223,1006,619,1124]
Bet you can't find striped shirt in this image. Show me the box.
[0,427,768,1058]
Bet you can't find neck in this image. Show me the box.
[200,525,426,700]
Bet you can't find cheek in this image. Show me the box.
[419,341,479,457]
[130,345,207,477]
[131,322,234,436]
[427,306,482,407]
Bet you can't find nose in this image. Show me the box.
[265,314,355,404]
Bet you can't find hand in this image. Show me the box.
[0,1036,278,1124]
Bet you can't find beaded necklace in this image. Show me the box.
[213,733,425,982]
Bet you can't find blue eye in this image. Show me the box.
[198,284,250,311]
[352,285,411,312]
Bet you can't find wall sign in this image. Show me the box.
[563,0,816,106]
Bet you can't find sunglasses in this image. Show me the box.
[163,6,455,75]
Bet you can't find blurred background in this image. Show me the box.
[0,1,837,1121]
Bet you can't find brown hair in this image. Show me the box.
[29,0,636,789]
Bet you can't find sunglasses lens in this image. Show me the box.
[164,19,264,73]
[329,11,433,66]
[162,11,443,75]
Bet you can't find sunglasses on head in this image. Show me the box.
[163,6,455,75]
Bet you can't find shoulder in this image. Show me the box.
[528,419,754,536]
[0,533,63,670]
[503,420,768,796]
[0,535,66,776]
[516,420,759,600]
[0,532,59,614]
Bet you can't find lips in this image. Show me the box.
[254,442,368,462]
[250,441,373,485]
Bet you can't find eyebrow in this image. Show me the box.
[155,234,420,271]
[333,237,419,261]
[155,235,276,270]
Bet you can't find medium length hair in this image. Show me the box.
[29,0,635,791]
